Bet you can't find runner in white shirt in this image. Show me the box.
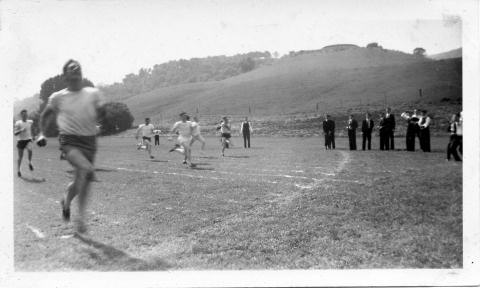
[39,59,105,233]
[170,112,195,167]
[190,116,206,150]
[14,109,35,177]
[136,117,155,159]
[217,116,232,156]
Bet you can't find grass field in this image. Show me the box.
[14,135,462,270]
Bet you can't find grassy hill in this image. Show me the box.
[117,47,461,128]
[428,48,462,60]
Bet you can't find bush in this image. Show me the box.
[99,102,134,135]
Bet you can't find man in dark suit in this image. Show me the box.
[361,112,374,150]
[240,117,253,148]
[379,113,389,150]
[322,114,335,150]
[347,114,358,150]
[418,110,431,152]
[385,107,395,150]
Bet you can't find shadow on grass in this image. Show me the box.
[149,159,169,163]
[198,156,218,159]
[74,233,171,271]
[224,155,250,159]
[66,168,116,174]
[193,162,211,166]
[190,166,215,171]
[19,176,46,183]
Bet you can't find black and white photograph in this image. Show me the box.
[1,0,479,287]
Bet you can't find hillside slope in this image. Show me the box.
[428,48,462,60]
[122,47,461,125]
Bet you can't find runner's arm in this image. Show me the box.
[13,122,24,135]
[39,106,55,136]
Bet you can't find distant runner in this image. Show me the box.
[190,116,206,150]
[14,109,35,177]
[170,112,195,168]
[136,117,155,159]
[218,116,232,156]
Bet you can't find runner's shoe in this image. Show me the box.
[29,163,34,171]
[182,160,187,165]
[169,144,180,152]
[17,171,21,177]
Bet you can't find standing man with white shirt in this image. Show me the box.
[171,112,195,168]
[136,117,155,159]
[154,128,161,146]
[418,110,431,152]
[240,116,253,148]
[14,109,35,177]
[39,59,105,233]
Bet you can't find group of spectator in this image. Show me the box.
[321,108,463,161]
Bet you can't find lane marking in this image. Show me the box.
[26,224,45,239]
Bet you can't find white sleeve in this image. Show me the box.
[425,117,431,127]
[14,121,21,133]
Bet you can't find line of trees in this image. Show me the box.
[100,51,273,100]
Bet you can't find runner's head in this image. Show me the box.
[20,109,27,121]
[145,117,150,125]
[386,107,391,114]
[179,112,188,121]
[193,116,199,122]
[63,59,83,91]
[222,116,229,123]
[244,116,248,121]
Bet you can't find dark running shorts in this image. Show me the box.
[221,133,231,139]
[59,134,97,163]
[142,136,152,142]
[17,139,32,149]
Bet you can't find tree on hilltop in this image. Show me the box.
[413,47,426,57]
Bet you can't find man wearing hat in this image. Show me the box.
[39,59,105,233]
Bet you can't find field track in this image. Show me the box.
[14,135,462,270]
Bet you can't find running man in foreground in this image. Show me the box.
[136,117,155,159]
[39,59,105,233]
[14,109,35,177]
[190,116,206,150]
[171,112,195,168]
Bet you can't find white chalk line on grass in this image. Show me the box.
[115,167,222,181]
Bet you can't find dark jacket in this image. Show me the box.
[323,119,335,134]
[362,119,374,134]
[347,119,358,130]
[385,113,396,131]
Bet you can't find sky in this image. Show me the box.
[1,0,464,101]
